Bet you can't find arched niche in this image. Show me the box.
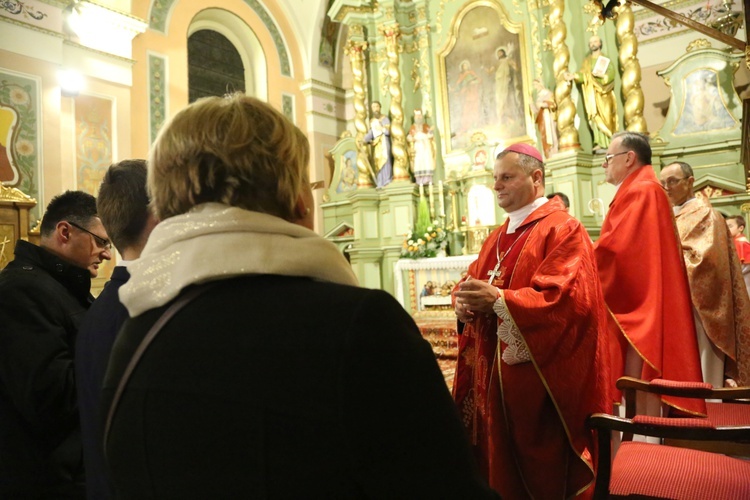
[188,8,268,101]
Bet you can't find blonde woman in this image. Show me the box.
[102,94,497,499]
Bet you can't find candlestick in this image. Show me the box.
[438,180,445,218]
[428,182,435,220]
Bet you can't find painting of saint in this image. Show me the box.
[674,69,737,135]
[337,150,358,193]
[442,4,529,151]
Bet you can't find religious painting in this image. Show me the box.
[0,70,42,224]
[438,2,532,152]
[674,68,737,135]
[75,94,113,195]
[336,150,358,193]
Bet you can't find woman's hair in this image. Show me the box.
[148,93,310,221]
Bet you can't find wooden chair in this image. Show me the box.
[587,377,750,498]
[618,376,750,453]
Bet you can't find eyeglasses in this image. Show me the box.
[661,177,687,188]
[67,221,111,251]
[603,151,630,166]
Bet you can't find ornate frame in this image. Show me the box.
[437,0,534,154]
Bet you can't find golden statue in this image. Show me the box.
[566,35,618,151]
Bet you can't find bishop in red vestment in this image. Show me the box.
[453,144,610,499]
[594,132,705,416]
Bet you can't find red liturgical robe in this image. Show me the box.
[734,235,750,264]
[453,199,610,499]
[594,166,705,415]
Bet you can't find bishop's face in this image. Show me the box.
[493,153,540,213]
[659,163,692,207]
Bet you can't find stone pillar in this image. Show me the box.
[345,34,375,188]
[615,2,648,134]
[382,25,410,182]
[548,0,579,150]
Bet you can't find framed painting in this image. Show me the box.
[438,1,533,153]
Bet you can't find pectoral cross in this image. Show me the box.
[487,253,507,288]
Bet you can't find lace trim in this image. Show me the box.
[493,291,531,365]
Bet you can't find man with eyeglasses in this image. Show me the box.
[0,190,111,497]
[594,132,705,419]
[660,161,749,388]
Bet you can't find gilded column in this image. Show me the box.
[615,2,648,133]
[382,26,410,181]
[346,35,375,188]
[548,0,579,150]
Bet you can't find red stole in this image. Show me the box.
[454,199,609,499]
[452,222,532,456]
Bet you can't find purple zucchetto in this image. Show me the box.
[501,143,543,163]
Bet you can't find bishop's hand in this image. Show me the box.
[454,278,499,315]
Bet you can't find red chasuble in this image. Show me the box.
[453,199,610,499]
[594,166,705,415]
[734,235,750,264]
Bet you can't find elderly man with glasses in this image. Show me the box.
[0,190,111,497]
[594,132,705,419]
[659,161,750,388]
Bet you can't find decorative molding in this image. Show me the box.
[282,93,294,123]
[148,0,291,77]
[633,0,737,44]
[148,52,167,145]
[0,70,42,224]
[0,0,48,21]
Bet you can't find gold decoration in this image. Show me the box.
[382,26,410,181]
[615,1,648,133]
[686,38,712,52]
[549,0,579,150]
[345,38,375,188]
[529,0,543,78]
[0,185,36,203]
[741,202,750,213]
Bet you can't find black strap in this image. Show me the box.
[103,283,216,450]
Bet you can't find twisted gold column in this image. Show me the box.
[548,0,579,150]
[383,26,410,181]
[615,2,648,133]
[346,37,375,188]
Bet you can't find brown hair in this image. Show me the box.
[97,159,149,251]
[148,93,310,221]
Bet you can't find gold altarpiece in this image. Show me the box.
[325,0,750,300]
[0,186,37,270]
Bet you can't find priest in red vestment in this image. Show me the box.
[660,162,750,387]
[453,143,610,499]
[594,132,705,416]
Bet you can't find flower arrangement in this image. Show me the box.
[401,221,449,259]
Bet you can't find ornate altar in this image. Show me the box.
[0,185,37,270]
[394,254,476,387]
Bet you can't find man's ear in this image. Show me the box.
[532,169,544,185]
[57,221,72,244]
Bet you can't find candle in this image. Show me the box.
[428,182,435,219]
[438,181,445,218]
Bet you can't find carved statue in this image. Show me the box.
[362,101,393,188]
[407,109,435,185]
[531,79,558,158]
[565,35,618,151]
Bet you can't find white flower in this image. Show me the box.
[10,88,29,105]
[15,139,34,156]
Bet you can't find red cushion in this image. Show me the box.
[650,378,713,391]
[706,402,750,427]
[632,415,715,428]
[611,442,750,499]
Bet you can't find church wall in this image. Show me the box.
[0,46,132,214]
[129,0,307,159]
